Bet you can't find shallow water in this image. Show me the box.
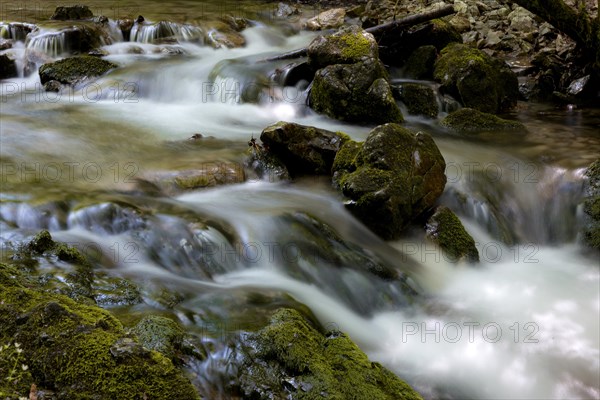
[1,2,599,399]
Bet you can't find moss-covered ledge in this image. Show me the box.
[235,308,423,399]
[0,262,200,400]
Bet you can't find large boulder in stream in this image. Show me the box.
[433,43,519,114]
[308,25,403,124]
[583,159,600,250]
[333,123,447,240]
[234,308,423,400]
[0,53,17,79]
[39,55,117,86]
[0,262,200,400]
[259,121,349,176]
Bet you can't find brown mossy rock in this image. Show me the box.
[308,25,403,124]
[440,108,526,134]
[333,124,446,239]
[434,43,518,113]
[583,159,600,250]
[260,121,349,176]
[0,262,200,400]
[426,206,479,263]
[50,5,94,20]
[39,55,117,86]
[236,308,423,400]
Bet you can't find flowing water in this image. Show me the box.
[1,2,599,399]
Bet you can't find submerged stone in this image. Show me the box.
[235,308,423,400]
[440,108,526,134]
[333,123,446,239]
[425,206,479,263]
[39,55,117,86]
[434,43,518,113]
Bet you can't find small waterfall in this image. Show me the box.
[25,30,68,57]
[0,22,34,41]
[130,21,204,44]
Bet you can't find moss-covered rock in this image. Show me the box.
[0,262,200,400]
[259,121,349,177]
[308,25,403,124]
[333,124,446,239]
[131,316,186,363]
[433,43,518,113]
[583,159,600,250]
[235,308,423,400]
[440,108,526,134]
[395,83,439,118]
[39,55,117,86]
[427,19,463,51]
[425,206,479,263]
[403,45,437,80]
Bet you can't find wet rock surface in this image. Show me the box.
[39,55,117,86]
[425,205,479,263]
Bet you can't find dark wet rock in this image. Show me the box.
[433,43,518,113]
[304,8,346,31]
[92,274,143,307]
[245,146,291,182]
[234,308,424,400]
[0,53,17,79]
[333,123,446,239]
[583,159,600,250]
[118,19,134,41]
[260,121,349,176]
[425,206,479,263]
[403,45,437,80]
[50,5,94,20]
[421,19,463,51]
[394,83,438,118]
[39,55,117,86]
[0,262,200,399]
[307,26,402,124]
[440,108,526,134]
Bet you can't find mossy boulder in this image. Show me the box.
[433,43,518,113]
[235,308,423,400]
[259,121,349,177]
[583,159,600,250]
[131,316,186,363]
[308,25,403,124]
[425,206,479,263]
[333,124,447,239]
[39,55,117,86]
[440,108,526,134]
[0,262,200,400]
[403,45,437,80]
[426,19,463,51]
[394,83,439,119]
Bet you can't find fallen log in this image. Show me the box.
[263,4,456,62]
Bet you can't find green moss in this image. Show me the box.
[440,108,526,133]
[332,140,361,174]
[426,206,479,263]
[0,263,200,400]
[39,56,117,85]
[131,316,185,363]
[429,19,463,50]
[244,308,423,399]
[334,31,374,62]
[403,45,437,80]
